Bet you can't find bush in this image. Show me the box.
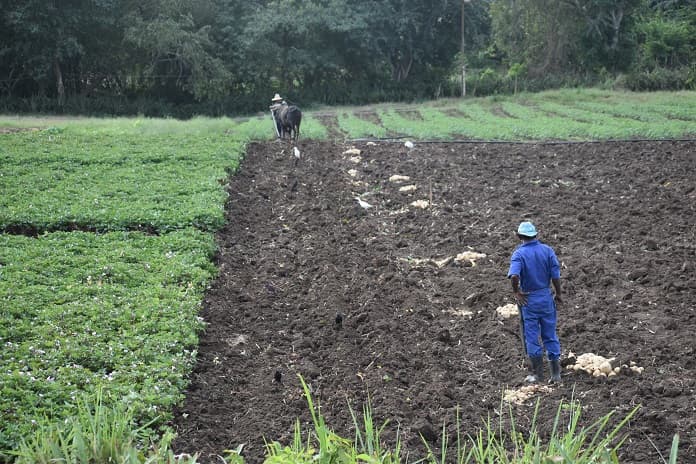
[621,66,695,91]
[469,67,507,96]
[453,68,605,98]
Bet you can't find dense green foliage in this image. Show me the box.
[0,124,244,233]
[0,229,216,457]
[1,1,694,116]
[0,118,244,459]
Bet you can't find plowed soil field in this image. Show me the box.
[171,140,696,463]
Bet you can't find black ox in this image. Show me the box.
[272,105,302,141]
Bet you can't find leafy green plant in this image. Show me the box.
[259,377,646,464]
[337,112,388,139]
[348,397,401,464]
[423,399,640,464]
[297,115,329,140]
[261,376,405,464]
[0,229,216,453]
[0,128,243,233]
[11,387,198,464]
[669,434,679,464]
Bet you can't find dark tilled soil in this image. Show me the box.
[314,114,346,141]
[396,110,424,121]
[441,108,470,119]
[490,106,514,119]
[353,111,384,127]
[171,140,696,463]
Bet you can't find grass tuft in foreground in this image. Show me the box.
[10,375,679,464]
[234,376,665,464]
[11,387,197,464]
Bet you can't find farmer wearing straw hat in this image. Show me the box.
[508,221,563,384]
[269,93,286,138]
[270,93,285,108]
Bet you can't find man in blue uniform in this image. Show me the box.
[508,221,563,383]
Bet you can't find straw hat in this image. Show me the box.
[271,93,283,102]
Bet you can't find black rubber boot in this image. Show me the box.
[549,358,562,383]
[525,356,544,383]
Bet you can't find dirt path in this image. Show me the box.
[314,114,346,141]
[171,140,696,463]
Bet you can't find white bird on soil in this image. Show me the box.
[404,140,415,150]
[354,197,373,210]
[293,146,301,159]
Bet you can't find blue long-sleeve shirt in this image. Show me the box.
[507,239,560,293]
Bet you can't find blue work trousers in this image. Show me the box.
[520,288,560,360]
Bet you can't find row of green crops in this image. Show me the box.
[0,112,345,232]
[1,129,239,233]
[337,112,388,138]
[15,376,674,464]
[326,89,696,141]
[0,114,330,236]
[0,229,216,455]
[0,118,248,459]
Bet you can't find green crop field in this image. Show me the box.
[1,129,239,233]
[0,230,216,453]
[325,89,696,141]
[1,89,694,463]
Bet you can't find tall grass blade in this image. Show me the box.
[669,434,680,464]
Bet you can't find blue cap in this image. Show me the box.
[517,221,537,237]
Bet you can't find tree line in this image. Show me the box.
[1,0,694,117]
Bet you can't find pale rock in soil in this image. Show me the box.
[496,303,519,319]
[455,251,487,266]
[389,174,411,183]
[567,353,628,377]
[343,147,362,156]
[503,384,553,405]
[355,197,373,209]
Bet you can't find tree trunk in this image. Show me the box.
[0,68,18,97]
[391,53,413,82]
[609,6,624,51]
[53,58,65,107]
